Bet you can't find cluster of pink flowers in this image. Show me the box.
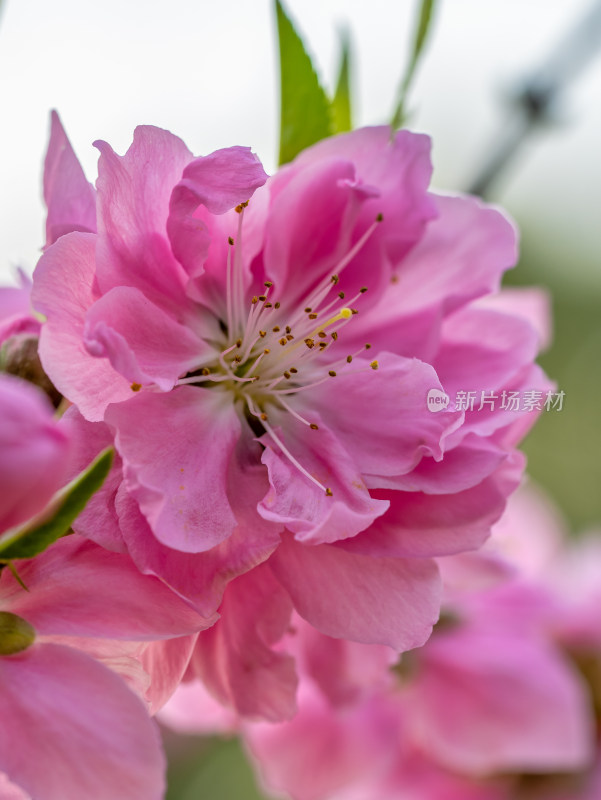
[0,111,584,799]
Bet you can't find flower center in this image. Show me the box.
[177,205,382,494]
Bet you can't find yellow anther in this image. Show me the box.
[370,360,379,370]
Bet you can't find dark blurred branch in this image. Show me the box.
[467,0,601,199]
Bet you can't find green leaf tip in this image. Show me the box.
[391,0,438,130]
[332,28,352,133]
[0,447,114,561]
[275,0,333,164]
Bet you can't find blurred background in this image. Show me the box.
[0,1,599,797]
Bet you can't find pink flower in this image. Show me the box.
[32,115,546,657]
[0,375,210,799]
[234,588,593,799]
[225,491,597,799]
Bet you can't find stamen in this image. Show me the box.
[245,348,270,377]
[177,373,237,385]
[277,397,316,427]
[272,376,331,395]
[329,215,383,277]
[308,307,352,340]
[219,342,238,371]
[259,414,332,496]
[226,237,234,334]
[231,207,246,335]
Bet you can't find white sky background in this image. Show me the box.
[0,0,599,288]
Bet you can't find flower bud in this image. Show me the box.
[0,334,62,407]
[0,611,36,655]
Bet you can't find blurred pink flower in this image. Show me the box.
[0,374,70,532]
[32,114,547,661]
[205,487,598,800]
[0,272,40,346]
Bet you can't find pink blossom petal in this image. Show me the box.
[245,683,400,800]
[433,306,550,445]
[270,534,441,650]
[358,747,511,800]
[262,157,370,306]
[183,185,270,305]
[139,634,199,714]
[387,194,516,318]
[290,617,396,708]
[43,111,96,247]
[0,772,29,799]
[167,146,267,278]
[306,352,463,477]
[43,635,151,704]
[159,679,239,735]
[0,375,71,532]
[94,126,193,308]
[83,285,208,389]
[189,563,298,721]
[343,193,517,362]
[292,126,437,268]
[486,363,553,448]
[0,643,165,800]
[409,629,595,774]
[171,146,268,215]
[0,274,39,344]
[339,452,524,559]
[113,437,282,617]
[32,232,132,421]
[258,412,389,545]
[376,435,507,495]
[435,307,538,397]
[106,387,240,552]
[478,287,552,351]
[1,537,210,639]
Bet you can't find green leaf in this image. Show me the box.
[331,29,352,133]
[0,447,113,560]
[276,0,333,165]
[391,0,438,130]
